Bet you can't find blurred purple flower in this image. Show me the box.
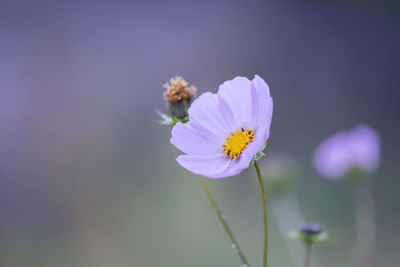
[298,222,321,235]
[170,75,273,178]
[312,125,380,179]
[290,222,327,244]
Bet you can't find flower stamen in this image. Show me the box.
[222,127,255,159]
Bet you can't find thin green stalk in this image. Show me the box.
[254,161,268,267]
[353,178,376,267]
[303,244,312,267]
[199,176,250,267]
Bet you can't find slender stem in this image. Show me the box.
[303,244,312,267]
[353,178,376,267]
[254,161,268,267]
[199,176,250,266]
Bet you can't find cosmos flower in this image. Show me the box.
[312,124,380,179]
[170,75,273,178]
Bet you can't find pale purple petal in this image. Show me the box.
[188,92,230,138]
[251,75,273,133]
[256,98,273,141]
[218,77,252,129]
[189,119,225,145]
[176,154,232,178]
[217,94,238,132]
[253,74,271,98]
[171,122,221,156]
[250,82,259,126]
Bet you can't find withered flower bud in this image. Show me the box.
[163,76,196,119]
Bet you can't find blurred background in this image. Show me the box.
[1,0,399,266]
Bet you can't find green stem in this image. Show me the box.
[303,244,312,267]
[199,176,250,267]
[254,161,268,267]
[353,178,376,267]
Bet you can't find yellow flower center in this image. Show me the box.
[222,127,255,159]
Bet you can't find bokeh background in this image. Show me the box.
[1,0,399,266]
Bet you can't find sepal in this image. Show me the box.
[155,111,189,126]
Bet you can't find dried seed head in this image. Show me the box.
[163,76,196,119]
[163,76,195,104]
